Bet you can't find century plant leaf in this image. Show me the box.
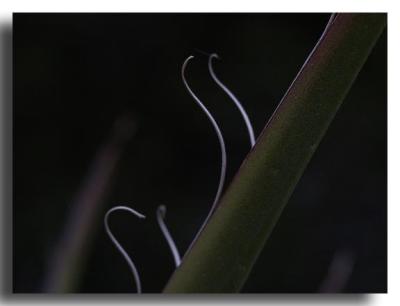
[163,13,386,293]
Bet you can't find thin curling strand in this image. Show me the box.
[104,206,145,293]
[156,205,181,267]
[208,53,256,147]
[181,55,227,256]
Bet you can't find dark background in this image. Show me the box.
[13,13,387,293]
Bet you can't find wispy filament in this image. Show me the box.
[181,55,228,255]
[156,205,182,267]
[105,54,256,292]
[104,206,145,293]
[208,53,256,147]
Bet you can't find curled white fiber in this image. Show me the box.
[208,53,256,147]
[104,205,145,293]
[181,55,227,255]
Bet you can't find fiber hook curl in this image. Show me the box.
[208,53,256,147]
[181,55,227,255]
[104,206,145,293]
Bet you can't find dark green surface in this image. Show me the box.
[163,13,386,293]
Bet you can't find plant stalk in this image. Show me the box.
[163,13,386,293]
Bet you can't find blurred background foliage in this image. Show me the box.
[14,13,386,293]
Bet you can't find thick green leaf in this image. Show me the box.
[163,13,386,293]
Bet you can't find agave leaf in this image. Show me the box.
[163,13,386,293]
